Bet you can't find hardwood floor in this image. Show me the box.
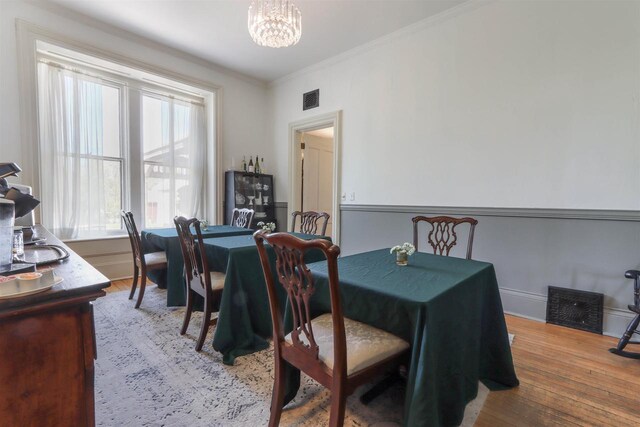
[107,278,134,294]
[477,316,640,426]
[106,279,640,426]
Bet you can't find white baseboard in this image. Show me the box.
[500,287,634,338]
[90,259,133,281]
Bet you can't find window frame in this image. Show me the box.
[26,35,219,239]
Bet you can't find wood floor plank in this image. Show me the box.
[515,365,640,424]
[477,387,586,427]
[480,315,640,427]
[514,350,640,408]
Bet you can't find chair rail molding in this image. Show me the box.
[340,204,640,222]
[339,204,640,337]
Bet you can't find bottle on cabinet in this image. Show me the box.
[241,156,247,172]
[255,156,261,174]
[260,157,265,174]
[248,156,254,173]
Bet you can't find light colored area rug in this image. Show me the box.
[94,287,488,426]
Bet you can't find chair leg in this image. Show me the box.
[609,314,640,359]
[360,371,403,405]
[128,266,139,300]
[195,301,212,351]
[268,357,286,427]
[180,288,194,336]
[135,268,147,309]
[328,384,347,427]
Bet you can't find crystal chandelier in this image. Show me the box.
[248,0,302,48]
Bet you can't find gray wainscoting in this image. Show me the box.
[275,202,289,232]
[340,204,640,338]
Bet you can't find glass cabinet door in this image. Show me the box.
[227,172,275,228]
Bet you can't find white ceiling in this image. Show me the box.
[48,0,467,82]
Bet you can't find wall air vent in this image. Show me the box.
[303,89,319,111]
[546,286,603,334]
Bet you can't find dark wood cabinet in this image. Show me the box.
[0,226,110,426]
[225,171,276,228]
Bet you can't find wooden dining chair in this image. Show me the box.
[412,215,478,260]
[290,210,330,236]
[121,211,167,309]
[230,208,255,229]
[609,269,640,359]
[174,216,226,351]
[254,231,409,427]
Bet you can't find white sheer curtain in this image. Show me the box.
[38,61,207,236]
[37,63,111,239]
[142,95,206,227]
[183,101,206,218]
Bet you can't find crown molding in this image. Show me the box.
[16,19,224,95]
[22,0,268,88]
[268,0,493,87]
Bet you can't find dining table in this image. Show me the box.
[202,233,331,364]
[275,248,518,427]
[141,225,254,306]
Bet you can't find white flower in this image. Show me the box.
[390,242,415,256]
[257,221,276,232]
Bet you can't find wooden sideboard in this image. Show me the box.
[0,226,110,426]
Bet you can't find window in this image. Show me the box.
[37,64,125,238]
[142,95,205,228]
[35,44,211,239]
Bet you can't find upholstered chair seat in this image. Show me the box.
[255,232,410,426]
[121,211,167,309]
[210,271,226,291]
[144,251,167,265]
[174,216,225,351]
[285,313,409,375]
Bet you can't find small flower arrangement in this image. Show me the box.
[257,221,276,232]
[390,242,415,266]
[199,220,209,230]
[390,243,415,256]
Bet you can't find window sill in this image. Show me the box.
[61,234,129,244]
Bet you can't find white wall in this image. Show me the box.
[268,0,640,211]
[1,1,269,184]
[0,0,270,278]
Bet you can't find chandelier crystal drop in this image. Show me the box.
[248,0,302,48]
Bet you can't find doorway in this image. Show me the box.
[297,127,334,236]
[288,111,342,244]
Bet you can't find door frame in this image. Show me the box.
[288,111,342,245]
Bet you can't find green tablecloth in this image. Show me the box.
[281,249,519,427]
[206,233,330,364]
[141,226,253,306]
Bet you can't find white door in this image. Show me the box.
[301,131,334,236]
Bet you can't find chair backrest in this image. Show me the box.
[174,216,211,296]
[412,215,478,260]
[254,231,345,373]
[231,208,255,229]
[121,211,144,266]
[290,211,330,236]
